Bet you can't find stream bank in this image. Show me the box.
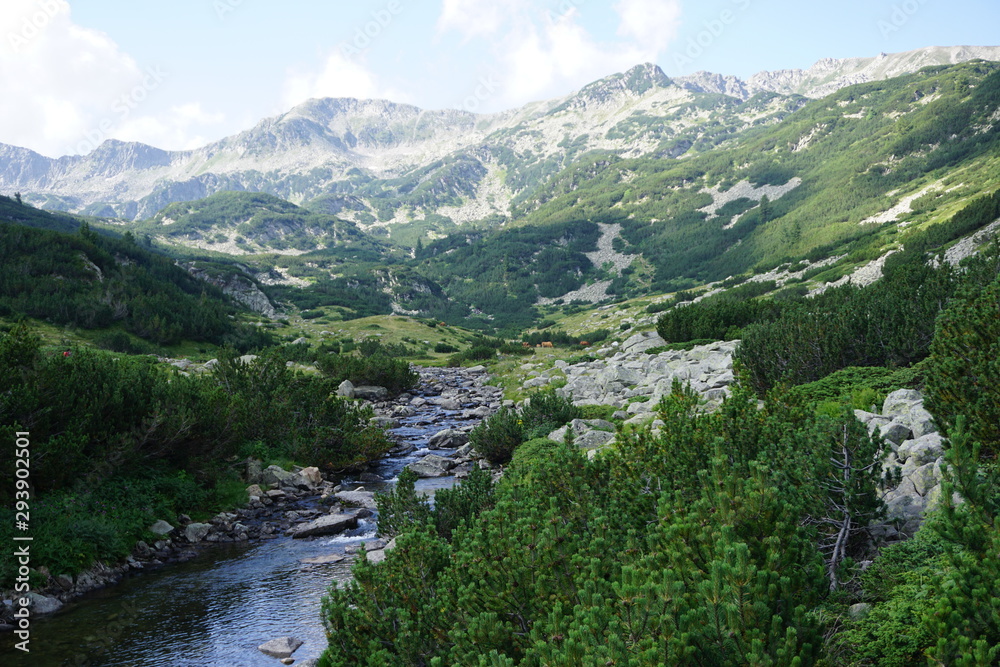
[1,366,500,666]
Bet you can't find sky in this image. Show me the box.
[1,0,998,158]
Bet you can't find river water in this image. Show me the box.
[2,371,488,666]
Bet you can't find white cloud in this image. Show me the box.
[436,0,683,111]
[0,0,227,156]
[615,0,682,54]
[436,0,523,40]
[281,52,411,110]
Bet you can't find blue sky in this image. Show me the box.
[1,0,998,157]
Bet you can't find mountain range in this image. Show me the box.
[3,45,999,243]
[3,45,1000,334]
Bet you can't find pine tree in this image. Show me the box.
[923,420,1000,665]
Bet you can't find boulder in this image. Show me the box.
[245,484,264,499]
[906,407,938,439]
[575,430,615,450]
[258,637,303,659]
[337,380,355,398]
[620,332,667,355]
[853,410,881,424]
[882,389,924,418]
[366,537,397,564]
[26,593,63,615]
[433,397,463,411]
[345,538,388,554]
[408,455,456,478]
[289,513,359,539]
[897,433,945,465]
[428,428,469,450]
[148,520,174,536]
[354,385,389,401]
[300,554,347,565]
[335,490,377,509]
[878,421,912,447]
[296,467,323,489]
[184,523,212,543]
[246,458,263,484]
[909,462,943,497]
[261,465,297,487]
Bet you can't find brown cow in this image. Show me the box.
[541,341,554,348]
[522,342,531,348]
[579,341,590,347]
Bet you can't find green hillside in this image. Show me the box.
[140,190,393,260]
[0,204,271,352]
[517,60,1000,291]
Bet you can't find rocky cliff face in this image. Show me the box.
[181,263,277,318]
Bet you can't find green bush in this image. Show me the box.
[374,468,432,539]
[520,389,581,440]
[93,329,157,355]
[447,345,496,366]
[433,342,459,353]
[925,269,1000,457]
[578,404,617,421]
[0,327,394,586]
[510,437,564,470]
[432,465,495,540]
[469,407,524,464]
[317,352,418,395]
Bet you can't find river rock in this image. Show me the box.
[296,467,323,489]
[262,465,297,487]
[184,523,212,543]
[428,428,469,449]
[289,513,359,539]
[300,554,346,565]
[432,397,463,411]
[337,380,355,398]
[344,538,388,554]
[26,592,63,615]
[335,490,377,509]
[354,385,389,401]
[259,636,303,659]
[148,520,174,536]
[408,454,456,478]
[366,537,397,564]
[246,484,264,499]
[246,458,263,484]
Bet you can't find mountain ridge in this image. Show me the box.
[3,46,996,226]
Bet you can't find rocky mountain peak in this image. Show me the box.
[570,62,672,108]
[673,70,751,99]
